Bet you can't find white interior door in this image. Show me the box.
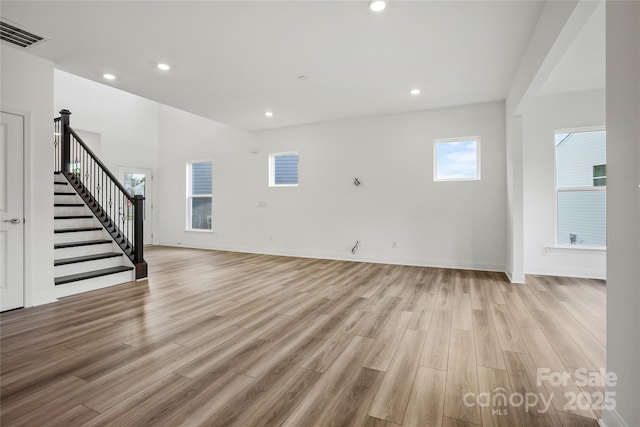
[1,112,25,311]
[117,166,153,245]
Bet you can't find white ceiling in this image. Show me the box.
[538,0,605,96]
[2,1,546,131]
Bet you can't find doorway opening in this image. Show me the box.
[117,166,153,246]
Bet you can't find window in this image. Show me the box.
[187,161,212,230]
[555,129,606,247]
[593,164,606,187]
[269,152,299,187]
[434,137,480,181]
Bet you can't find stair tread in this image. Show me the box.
[55,266,133,286]
[54,227,102,233]
[54,203,84,207]
[55,215,93,219]
[54,239,112,249]
[55,252,122,266]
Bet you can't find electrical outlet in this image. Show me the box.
[269,235,273,242]
[392,240,397,248]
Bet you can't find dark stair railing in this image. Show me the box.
[54,110,147,279]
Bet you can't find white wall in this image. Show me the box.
[522,89,606,279]
[157,101,507,272]
[54,69,161,244]
[156,105,255,250]
[1,45,55,305]
[74,129,102,158]
[54,70,160,174]
[604,1,640,426]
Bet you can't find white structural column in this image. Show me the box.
[504,0,599,282]
[604,1,640,426]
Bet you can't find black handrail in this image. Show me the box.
[67,127,134,200]
[54,109,147,279]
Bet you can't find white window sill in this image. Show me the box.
[546,245,606,253]
[434,177,481,182]
[185,229,214,233]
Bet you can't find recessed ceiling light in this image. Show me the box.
[265,111,274,117]
[103,73,116,80]
[157,63,171,71]
[369,1,386,12]
[410,88,421,95]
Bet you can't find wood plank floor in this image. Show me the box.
[0,246,606,426]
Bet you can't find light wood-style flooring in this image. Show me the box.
[1,246,606,426]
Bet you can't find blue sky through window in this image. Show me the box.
[435,139,478,180]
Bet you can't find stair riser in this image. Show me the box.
[55,271,135,296]
[54,218,96,229]
[54,230,106,244]
[55,206,89,216]
[55,256,124,277]
[54,194,80,204]
[55,243,115,258]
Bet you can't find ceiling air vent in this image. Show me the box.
[0,18,47,48]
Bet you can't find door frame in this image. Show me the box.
[1,106,31,309]
[116,165,154,246]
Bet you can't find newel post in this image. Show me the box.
[60,109,71,174]
[133,194,147,279]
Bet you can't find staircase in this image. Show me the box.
[54,173,134,287]
[53,109,147,292]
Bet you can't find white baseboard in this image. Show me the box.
[31,294,57,307]
[525,266,606,280]
[506,271,526,283]
[157,241,507,274]
[601,408,630,427]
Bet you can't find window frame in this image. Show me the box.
[553,126,606,248]
[186,160,213,232]
[433,136,481,182]
[269,151,299,188]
